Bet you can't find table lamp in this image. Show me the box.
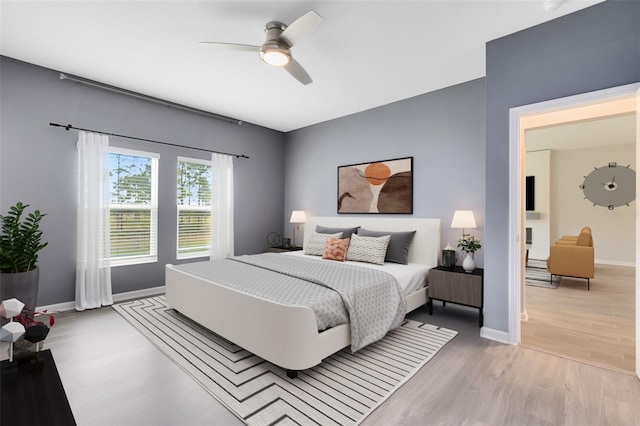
[289,210,306,248]
[451,210,476,237]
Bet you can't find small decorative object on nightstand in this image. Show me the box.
[457,235,481,273]
[441,243,456,268]
[266,232,283,248]
[427,266,484,327]
[450,209,481,272]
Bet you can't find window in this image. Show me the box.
[109,147,159,266]
[177,157,212,259]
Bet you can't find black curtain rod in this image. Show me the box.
[49,123,249,159]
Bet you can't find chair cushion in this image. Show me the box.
[576,227,592,246]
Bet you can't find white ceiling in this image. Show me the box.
[0,0,604,132]
[526,113,637,152]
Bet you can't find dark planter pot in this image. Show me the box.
[0,266,39,312]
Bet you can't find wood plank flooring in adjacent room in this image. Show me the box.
[522,263,636,373]
[3,298,640,425]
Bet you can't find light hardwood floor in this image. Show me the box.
[522,263,636,373]
[4,300,639,425]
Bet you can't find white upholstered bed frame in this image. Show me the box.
[165,216,441,376]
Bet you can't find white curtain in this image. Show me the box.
[210,153,234,260]
[76,131,113,311]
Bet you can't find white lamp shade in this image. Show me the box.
[451,210,477,229]
[0,298,25,319]
[0,321,26,343]
[290,210,307,224]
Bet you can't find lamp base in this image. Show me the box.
[292,224,299,248]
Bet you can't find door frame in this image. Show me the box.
[507,82,640,378]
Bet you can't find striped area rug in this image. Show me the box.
[526,259,560,289]
[113,296,457,425]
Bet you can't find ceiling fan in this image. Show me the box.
[199,10,323,85]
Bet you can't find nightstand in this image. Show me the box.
[427,266,484,327]
[266,246,303,253]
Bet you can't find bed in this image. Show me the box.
[165,216,440,377]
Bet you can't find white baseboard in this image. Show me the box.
[36,286,165,313]
[36,300,76,313]
[595,259,635,267]
[112,285,165,303]
[534,259,635,267]
[480,326,513,344]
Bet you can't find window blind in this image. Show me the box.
[109,147,159,266]
[177,157,212,259]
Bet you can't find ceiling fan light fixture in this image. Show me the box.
[260,45,291,67]
[199,11,321,84]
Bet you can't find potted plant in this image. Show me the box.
[0,202,48,312]
[457,235,481,273]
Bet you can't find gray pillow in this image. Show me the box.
[316,225,360,239]
[357,228,417,264]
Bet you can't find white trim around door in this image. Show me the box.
[507,82,640,380]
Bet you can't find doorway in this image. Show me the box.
[507,83,640,378]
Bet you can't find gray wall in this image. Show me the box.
[485,0,640,331]
[4,0,638,327]
[284,0,640,335]
[284,78,487,266]
[0,56,286,306]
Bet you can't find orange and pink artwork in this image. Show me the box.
[338,157,413,214]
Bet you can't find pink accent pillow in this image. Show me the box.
[322,238,350,262]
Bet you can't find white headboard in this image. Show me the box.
[303,216,441,267]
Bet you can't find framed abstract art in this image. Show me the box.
[337,156,413,214]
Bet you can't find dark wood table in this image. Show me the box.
[428,266,484,327]
[1,349,76,425]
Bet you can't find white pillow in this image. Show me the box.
[346,233,391,265]
[304,232,343,256]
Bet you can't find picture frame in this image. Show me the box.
[337,156,413,214]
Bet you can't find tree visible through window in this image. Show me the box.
[177,157,212,259]
[109,147,159,266]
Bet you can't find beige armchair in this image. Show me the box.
[546,226,594,290]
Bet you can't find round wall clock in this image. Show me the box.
[579,162,636,210]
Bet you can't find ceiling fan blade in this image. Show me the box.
[279,10,323,47]
[199,42,260,52]
[284,58,313,85]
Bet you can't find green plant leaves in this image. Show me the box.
[0,202,48,273]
